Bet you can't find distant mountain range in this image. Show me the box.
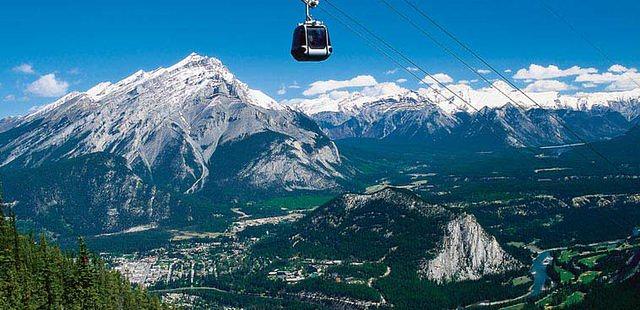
[288,84,640,148]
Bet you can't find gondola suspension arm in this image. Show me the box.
[300,0,320,21]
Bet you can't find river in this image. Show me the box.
[530,251,552,298]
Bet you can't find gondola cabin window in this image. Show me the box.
[307,26,327,49]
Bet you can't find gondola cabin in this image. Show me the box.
[291,22,332,62]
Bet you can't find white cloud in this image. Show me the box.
[12,63,36,74]
[406,67,419,72]
[67,67,81,75]
[607,64,637,73]
[26,74,69,97]
[326,90,351,100]
[504,69,512,73]
[582,83,598,88]
[514,64,597,80]
[524,80,571,92]
[385,68,398,75]
[575,72,619,84]
[288,81,301,89]
[396,78,408,84]
[3,94,16,102]
[477,69,491,74]
[421,73,454,85]
[575,69,640,91]
[606,78,640,91]
[303,75,378,96]
[277,84,287,96]
[360,82,406,97]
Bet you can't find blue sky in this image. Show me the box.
[1,0,639,117]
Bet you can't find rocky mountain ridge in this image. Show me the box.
[288,84,640,146]
[0,53,343,193]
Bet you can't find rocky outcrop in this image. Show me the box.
[419,213,522,283]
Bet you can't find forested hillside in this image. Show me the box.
[0,203,167,309]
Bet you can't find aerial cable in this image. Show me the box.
[378,0,543,136]
[377,0,606,171]
[537,0,640,90]
[321,0,546,159]
[324,0,483,114]
[315,6,456,107]
[324,0,615,180]
[396,0,622,173]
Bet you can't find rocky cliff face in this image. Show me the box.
[419,213,522,283]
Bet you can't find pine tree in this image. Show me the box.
[0,190,167,309]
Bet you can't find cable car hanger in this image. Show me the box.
[291,0,333,62]
[304,0,318,22]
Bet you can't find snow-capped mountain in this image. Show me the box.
[0,53,343,193]
[287,83,638,146]
[460,104,629,147]
[289,82,640,119]
[317,92,460,141]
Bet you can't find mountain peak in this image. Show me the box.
[170,52,224,71]
[187,51,203,58]
[42,53,282,112]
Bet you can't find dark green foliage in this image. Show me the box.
[325,262,387,279]
[0,153,173,237]
[84,229,173,254]
[182,289,322,309]
[575,276,640,309]
[563,124,640,165]
[0,206,167,309]
[470,197,640,250]
[266,188,453,261]
[289,277,381,302]
[336,137,640,203]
